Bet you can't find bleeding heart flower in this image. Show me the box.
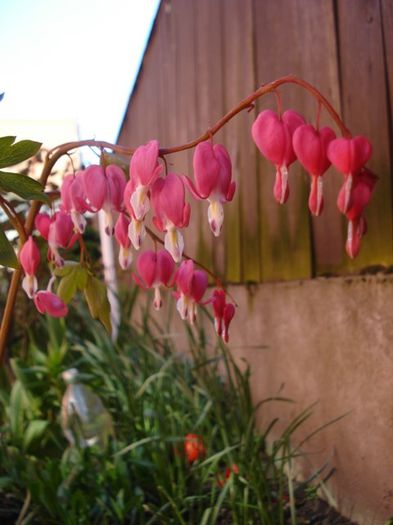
[133,249,175,309]
[114,213,133,269]
[184,433,206,463]
[151,173,191,262]
[19,236,40,298]
[211,289,236,343]
[61,172,89,233]
[124,140,162,222]
[83,164,126,235]
[175,260,208,324]
[327,135,372,213]
[251,109,305,204]
[337,168,378,258]
[184,142,236,236]
[35,212,76,267]
[292,125,336,216]
[34,290,68,318]
[35,213,51,240]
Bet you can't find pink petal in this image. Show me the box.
[53,212,74,248]
[60,175,74,213]
[292,125,336,176]
[136,250,157,288]
[70,172,90,213]
[193,141,220,198]
[252,110,304,168]
[34,291,68,317]
[176,260,194,295]
[273,166,289,204]
[152,174,188,229]
[115,213,131,248]
[130,140,162,187]
[19,236,40,276]
[213,144,233,198]
[226,181,236,202]
[223,303,236,343]
[308,175,324,216]
[123,179,136,218]
[342,168,378,221]
[35,213,51,240]
[83,165,107,211]
[191,270,208,303]
[106,165,126,211]
[327,136,372,175]
[182,175,204,201]
[156,249,175,286]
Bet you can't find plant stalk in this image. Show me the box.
[0,75,350,365]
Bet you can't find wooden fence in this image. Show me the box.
[118,0,393,283]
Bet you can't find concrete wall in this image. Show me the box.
[136,273,393,523]
[225,274,393,524]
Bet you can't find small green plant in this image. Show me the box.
[0,298,322,524]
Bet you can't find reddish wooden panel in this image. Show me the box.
[193,0,225,278]
[292,0,345,276]
[253,0,313,281]
[336,0,393,271]
[381,0,393,164]
[222,0,258,283]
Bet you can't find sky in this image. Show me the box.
[0,0,160,144]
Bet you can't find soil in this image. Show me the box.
[0,492,358,524]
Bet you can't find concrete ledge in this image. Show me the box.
[133,273,393,523]
[226,274,393,524]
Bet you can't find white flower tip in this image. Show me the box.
[119,246,132,270]
[208,201,224,237]
[22,275,37,299]
[165,229,184,263]
[128,219,146,250]
[130,186,150,221]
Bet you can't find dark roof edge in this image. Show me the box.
[116,1,162,144]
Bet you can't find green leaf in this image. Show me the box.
[84,275,112,334]
[75,265,88,290]
[53,262,77,277]
[0,136,17,157]
[9,381,24,437]
[0,228,18,268]
[57,272,78,304]
[24,419,49,449]
[0,171,48,202]
[0,138,42,168]
[56,265,88,303]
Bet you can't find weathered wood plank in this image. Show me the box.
[193,0,225,279]
[292,0,345,276]
[222,0,258,283]
[253,0,312,281]
[171,0,200,262]
[336,0,393,271]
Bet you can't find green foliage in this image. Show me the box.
[83,274,112,334]
[0,134,46,271]
[0,227,18,268]
[0,136,41,169]
[0,170,48,202]
[0,303,316,524]
[55,263,89,304]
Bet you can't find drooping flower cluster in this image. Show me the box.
[19,236,68,317]
[251,109,375,258]
[24,141,236,341]
[19,94,375,335]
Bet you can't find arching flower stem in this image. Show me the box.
[0,75,349,363]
